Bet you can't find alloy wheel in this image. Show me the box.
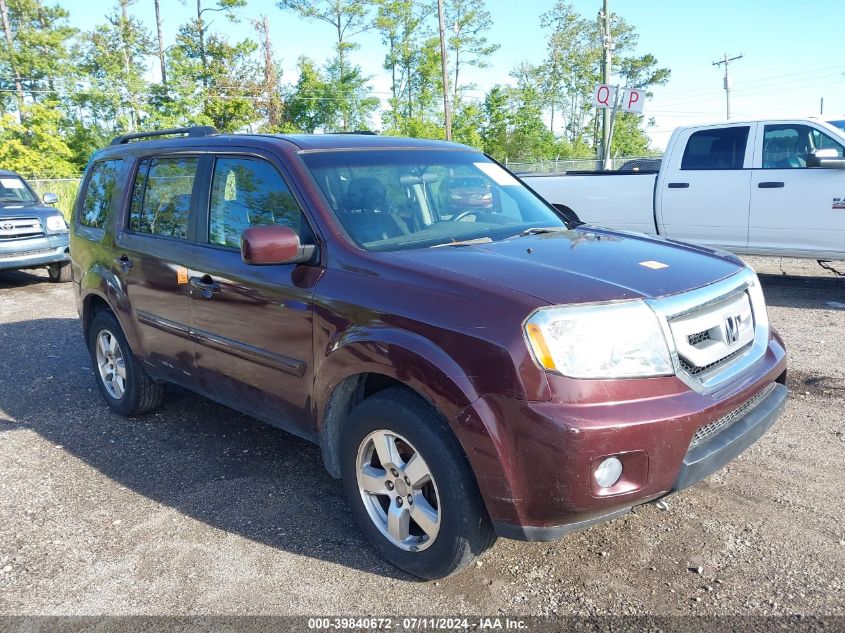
[95,329,126,399]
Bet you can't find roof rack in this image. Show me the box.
[110,126,219,146]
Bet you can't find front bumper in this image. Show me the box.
[457,335,787,541]
[0,234,69,271]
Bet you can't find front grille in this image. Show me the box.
[0,247,56,260]
[690,383,776,447]
[688,330,710,346]
[669,289,755,382]
[679,342,753,376]
[0,217,43,240]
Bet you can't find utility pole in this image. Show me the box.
[600,0,612,159]
[713,53,743,120]
[437,0,452,141]
[820,97,824,116]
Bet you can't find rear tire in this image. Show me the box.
[47,262,71,283]
[340,387,496,579]
[87,310,165,416]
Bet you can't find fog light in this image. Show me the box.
[594,457,623,488]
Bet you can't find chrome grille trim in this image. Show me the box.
[647,268,770,394]
[0,217,43,240]
[690,383,776,447]
[0,247,57,260]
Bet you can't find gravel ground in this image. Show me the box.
[0,257,843,617]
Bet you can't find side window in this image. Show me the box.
[681,127,749,170]
[129,157,197,239]
[762,124,845,168]
[811,128,845,157]
[208,157,304,248]
[79,159,123,229]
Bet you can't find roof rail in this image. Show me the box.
[110,126,219,146]
[328,130,377,135]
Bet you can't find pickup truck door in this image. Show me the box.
[657,124,755,251]
[182,152,323,438]
[748,121,845,258]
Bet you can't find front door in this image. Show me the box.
[114,154,202,385]
[749,122,845,258]
[659,124,754,251]
[184,154,323,437]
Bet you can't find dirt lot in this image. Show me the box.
[0,257,843,617]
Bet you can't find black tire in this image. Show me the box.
[87,309,165,416]
[340,387,496,579]
[47,262,71,283]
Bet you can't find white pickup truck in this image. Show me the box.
[523,118,845,261]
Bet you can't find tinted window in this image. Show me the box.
[79,160,122,228]
[208,157,303,248]
[129,157,197,239]
[763,124,845,168]
[681,127,749,170]
[302,150,565,252]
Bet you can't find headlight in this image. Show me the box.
[524,300,673,379]
[45,215,67,232]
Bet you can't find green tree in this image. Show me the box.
[0,101,76,177]
[277,0,375,131]
[445,0,498,105]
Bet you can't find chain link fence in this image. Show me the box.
[506,156,661,175]
[27,178,81,219]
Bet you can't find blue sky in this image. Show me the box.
[63,0,845,150]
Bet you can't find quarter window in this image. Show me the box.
[681,127,749,170]
[208,157,304,248]
[79,159,122,229]
[129,157,197,239]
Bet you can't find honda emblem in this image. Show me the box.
[724,315,741,345]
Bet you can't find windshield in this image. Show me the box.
[301,149,566,251]
[0,175,36,204]
[829,120,845,133]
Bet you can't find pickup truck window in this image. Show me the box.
[763,124,845,168]
[0,175,36,204]
[208,157,304,248]
[681,127,749,170]
[302,150,565,251]
[129,157,197,240]
[79,160,122,229]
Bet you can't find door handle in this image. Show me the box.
[115,255,133,271]
[189,275,221,300]
[758,181,785,188]
[667,182,689,189]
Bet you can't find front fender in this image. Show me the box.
[314,326,518,523]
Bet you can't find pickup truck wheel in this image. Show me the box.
[87,310,165,416]
[47,262,71,283]
[340,387,495,579]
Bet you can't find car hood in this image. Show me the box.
[386,227,746,305]
[0,203,61,221]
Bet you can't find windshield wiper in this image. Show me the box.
[431,237,494,248]
[512,226,569,238]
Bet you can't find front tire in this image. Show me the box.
[340,387,496,579]
[47,262,71,283]
[87,310,165,416]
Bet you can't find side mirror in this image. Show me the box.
[42,192,59,205]
[241,225,316,265]
[806,149,845,169]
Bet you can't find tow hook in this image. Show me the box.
[655,499,670,512]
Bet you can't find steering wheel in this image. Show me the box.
[450,210,479,222]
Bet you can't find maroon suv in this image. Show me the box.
[69,127,787,579]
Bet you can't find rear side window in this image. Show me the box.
[208,157,304,248]
[79,159,122,228]
[129,157,197,239]
[681,127,749,170]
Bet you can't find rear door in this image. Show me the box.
[658,124,754,250]
[748,121,845,258]
[114,154,202,386]
[183,151,323,437]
